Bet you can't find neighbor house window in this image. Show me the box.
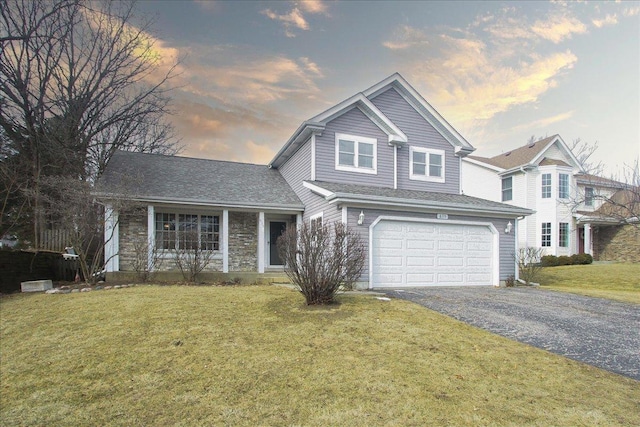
[155,212,219,251]
[541,222,551,247]
[559,222,569,248]
[410,147,445,182]
[559,173,569,199]
[542,173,551,199]
[585,187,594,206]
[502,176,513,201]
[309,212,323,227]
[335,133,377,174]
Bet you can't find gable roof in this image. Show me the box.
[97,151,304,211]
[467,135,584,173]
[303,180,532,218]
[269,72,474,168]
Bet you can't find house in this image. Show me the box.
[99,73,532,288]
[461,135,637,261]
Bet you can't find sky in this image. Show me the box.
[134,0,640,177]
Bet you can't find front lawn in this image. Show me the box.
[1,285,638,426]
[537,263,640,304]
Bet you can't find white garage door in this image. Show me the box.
[371,220,494,288]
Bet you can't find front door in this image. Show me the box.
[269,221,287,266]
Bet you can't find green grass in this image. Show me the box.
[537,263,640,304]
[1,285,639,426]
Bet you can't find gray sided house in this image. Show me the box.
[99,73,532,288]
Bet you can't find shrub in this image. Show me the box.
[571,253,593,265]
[277,221,366,305]
[515,247,544,285]
[504,275,516,287]
[540,255,559,267]
[557,255,572,266]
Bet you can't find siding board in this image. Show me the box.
[370,88,460,193]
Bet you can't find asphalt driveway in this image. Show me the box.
[383,287,640,381]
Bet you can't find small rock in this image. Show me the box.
[376,297,391,301]
[45,289,60,294]
[94,286,104,290]
[60,285,70,290]
[60,289,71,294]
[113,285,122,289]
[71,289,80,293]
[98,280,105,284]
[80,287,92,292]
[104,286,113,290]
[120,284,129,288]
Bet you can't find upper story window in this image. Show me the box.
[585,187,594,206]
[541,173,552,199]
[541,222,551,247]
[558,173,569,199]
[410,146,445,182]
[335,133,377,174]
[155,212,219,251]
[502,176,513,202]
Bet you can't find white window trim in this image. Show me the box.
[558,173,569,199]
[309,211,323,226]
[502,176,513,202]
[335,132,377,175]
[154,210,222,256]
[541,173,552,199]
[409,146,445,183]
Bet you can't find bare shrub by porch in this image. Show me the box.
[277,221,365,305]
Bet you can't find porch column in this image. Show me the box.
[258,212,265,273]
[584,223,592,255]
[104,204,119,272]
[222,210,229,273]
[296,213,302,229]
[147,205,155,271]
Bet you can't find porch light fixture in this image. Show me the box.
[358,210,365,226]
[505,221,513,234]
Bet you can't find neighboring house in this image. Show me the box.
[461,135,633,260]
[99,73,532,288]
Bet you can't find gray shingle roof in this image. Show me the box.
[308,181,532,216]
[469,135,558,170]
[98,151,304,210]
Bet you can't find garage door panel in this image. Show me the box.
[372,220,494,288]
[406,256,434,267]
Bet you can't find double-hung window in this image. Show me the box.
[410,147,445,182]
[559,222,569,248]
[335,133,377,174]
[155,212,219,251]
[541,222,551,247]
[541,173,552,199]
[585,187,594,207]
[558,174,569,199]
[502,176,513,202]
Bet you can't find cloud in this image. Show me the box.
[511,111,575,132]
[298,0,329,15]
[382,25,429,50]
[262,7,309,32]
[623,7,640,17]
[592,14,618,28]
[530,14,587,43]
[262,0,330,37]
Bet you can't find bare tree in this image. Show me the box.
[173,228,216,283]
[0,0,179,244]
[515,247,544,285]
[277,221,366,305]
[570,138,603,175]
[131,233,163,282]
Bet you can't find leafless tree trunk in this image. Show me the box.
[1,0,179,244]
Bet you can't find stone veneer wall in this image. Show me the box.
[228,212,258,271]
[118,209,257,273]
[118,210,147,271]
[593,224,640,263]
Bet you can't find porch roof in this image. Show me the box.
[97,151,304,211]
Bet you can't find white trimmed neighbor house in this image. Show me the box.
[99,73,533,288]
[461,135,635,260]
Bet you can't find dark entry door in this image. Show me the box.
[269,221,287,266]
